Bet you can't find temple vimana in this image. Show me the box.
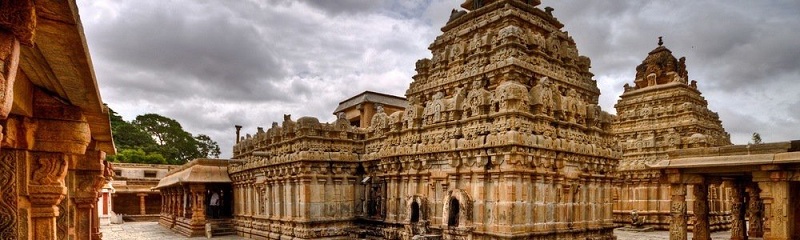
[2,0,800,240]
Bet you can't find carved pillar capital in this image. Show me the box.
[72,197,97,209]
[28,185,67,207]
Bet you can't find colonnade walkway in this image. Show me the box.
[101,221,744,240]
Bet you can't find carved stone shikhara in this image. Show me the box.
[231,1,619,239]
[612,39,733,230]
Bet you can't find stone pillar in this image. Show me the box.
[171,190,177,216]
[669,183,687,240]
[756,179,791,240]
[190,184,206,224]
[692,183,710,240]
[73,197,96,240]
[70,149,107,240]
[0,3,33,238]
[137,193,148,215]
[746,184,763,238]
[729,181,747,240]
[91,198,102,240]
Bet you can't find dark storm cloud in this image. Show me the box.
[83,1,290,102]
[302,0,389,15]
[78,0,442,156]
[78,0,799,157]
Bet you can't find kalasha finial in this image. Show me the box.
[658,36,663,46]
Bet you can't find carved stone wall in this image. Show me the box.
[231,1,619,239]
[0,151,17,240]
[612,40,732,230]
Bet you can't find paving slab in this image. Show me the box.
[100,221,244,240]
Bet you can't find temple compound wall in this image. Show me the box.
[611,39,732,230]
[230,0,620,239]
[0,0,116,239]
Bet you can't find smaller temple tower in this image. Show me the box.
[612,38,732,230]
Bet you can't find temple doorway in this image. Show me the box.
[448,198,460,227]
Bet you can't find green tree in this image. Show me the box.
[751,132,762,144]
[108,149,167,164]
[109,108,157,150]
[107,108,221,165]
[133,113,203,164]
[195,134,221,158]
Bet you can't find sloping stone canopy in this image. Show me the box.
[154,159,235,189]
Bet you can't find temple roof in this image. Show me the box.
[630,37,688,90]
[648,140,800,170]
[333,91,407,114]
[154,159,235,189]
[16,0,115,154]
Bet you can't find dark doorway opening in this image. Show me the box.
[448,198,459,227]
[410,201,420,223]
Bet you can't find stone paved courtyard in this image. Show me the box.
[100,222,243,240]
[101,221,749,240]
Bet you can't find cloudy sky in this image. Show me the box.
[76,0,800,158]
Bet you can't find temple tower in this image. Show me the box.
[612,38,732,230]
[231,0,621,239]
[361,0,620,239]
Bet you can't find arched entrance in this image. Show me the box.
[447,198,459,227]
[442,189,472,229]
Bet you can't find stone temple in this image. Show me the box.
[612,38,734,230]
[231,0,621,239]
[3,0,800,240]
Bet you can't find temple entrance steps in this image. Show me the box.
[207,218,236,236]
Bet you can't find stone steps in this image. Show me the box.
[207,219,235,236]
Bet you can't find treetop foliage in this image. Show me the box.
[107,107,221,165]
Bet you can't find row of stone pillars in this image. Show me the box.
[161,184,207,221]
[669,178,763,240]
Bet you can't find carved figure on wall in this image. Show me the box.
[463,78,490,118]
[529,77,554,115]
[630,210,644,227]
[371,104,389,130]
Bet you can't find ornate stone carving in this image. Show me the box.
[0,151,18,239]
[32,154,68,186]
[0,31,20,118]
[692,184,710,240]
[613,39,732,230]
[746,184,763,237]
[729,182,746,240]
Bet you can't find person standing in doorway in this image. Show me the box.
[210,190,220,218]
